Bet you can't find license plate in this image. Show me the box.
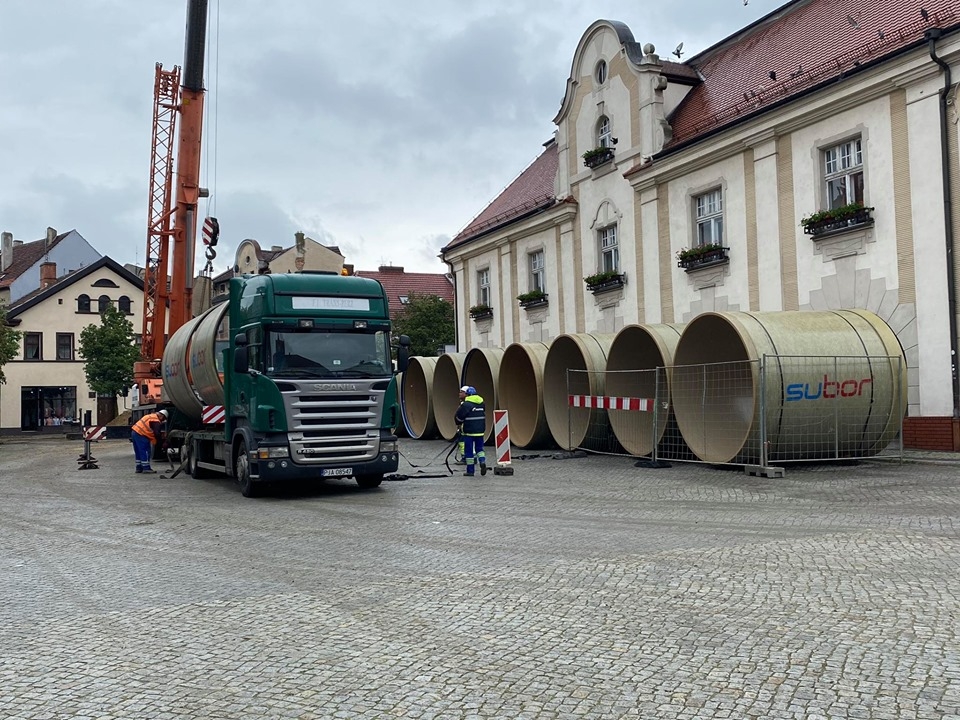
[321,467,353,477]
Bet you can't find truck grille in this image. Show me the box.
[280,383,384,464]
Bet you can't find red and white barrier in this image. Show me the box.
[494,410,511,466]
[202,405,225,424]
[567,395,654,411]
[82,426,106,441]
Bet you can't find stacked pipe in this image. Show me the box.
[671,310,906,464]
[400,357,438,439]
[397,309,905,467]
[498,342,553,448]
[604,323,689,458]
[543,333,620,452]
[461,348,503,442]
[432,352,468,440]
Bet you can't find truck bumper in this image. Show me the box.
[252,452,399,482]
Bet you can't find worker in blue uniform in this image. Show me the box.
[454,385,487,476]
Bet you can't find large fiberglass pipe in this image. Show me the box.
[461,347,503,442]
[543,333,619,451]
[498,342,552,448]
[162,302,229,420]
[401,357,438,439]
[605,323,685,457]
[393,372,408,438]
[432,352,468,440]
[672,310,906,464]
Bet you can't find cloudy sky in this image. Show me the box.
[0,0,777,276]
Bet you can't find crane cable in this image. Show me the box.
[201,0,220,279]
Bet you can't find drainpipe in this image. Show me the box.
[442,254,460,352]
[927,28,960,419]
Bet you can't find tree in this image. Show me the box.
[0,303,22,385]
[392,293,455,357]
[79,304,142,422]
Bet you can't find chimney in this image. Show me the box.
[271,245,283,252]
[40,262,57,289]
[45,227,57,253]
[1,232,12,272]
[378,265,404,273]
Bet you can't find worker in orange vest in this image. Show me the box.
[131,408,168,474]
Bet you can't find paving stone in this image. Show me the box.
[0,438,958,718]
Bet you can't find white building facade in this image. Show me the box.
[441,1,960,450]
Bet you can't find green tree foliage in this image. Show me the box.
[392,293,455,357]
[0,303,22,384]
[79,304,142,397]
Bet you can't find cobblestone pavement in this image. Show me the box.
[1,437,959,719]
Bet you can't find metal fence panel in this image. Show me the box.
[565,354,904,470]
[760,354,904,464]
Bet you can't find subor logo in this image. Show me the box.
[785,375,872,401]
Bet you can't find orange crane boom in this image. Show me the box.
[138,0,208,399]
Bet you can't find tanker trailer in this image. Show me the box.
[161,272,408,497]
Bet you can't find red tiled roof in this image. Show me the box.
[0,232,69,289]
[667,0,958,149]
[354,267,454,318]
[444,141,559,251]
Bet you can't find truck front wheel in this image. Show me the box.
[235,442,262,498]
[355,474,383,489]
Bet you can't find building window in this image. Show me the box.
[529,250,545,293]
[24,332,42,361]
[595,60,607,85]
[477,268,491,307]
[98,295,111,313]
[56,333,74,361]
[823,137,864,209]
[77,294,90,313]
[599,226,619,273]
[118,295,132,314]
[694,189,724,246]
[597,115,612,148]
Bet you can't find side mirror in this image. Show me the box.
[396,334,411,374]
[234,333,249,347]
[234,346,249,374]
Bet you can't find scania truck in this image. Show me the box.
[160,271,408,496]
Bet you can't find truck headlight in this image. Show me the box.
[380,440,398,452]
[257,446,290,459]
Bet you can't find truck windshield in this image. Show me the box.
[266,329,391,379]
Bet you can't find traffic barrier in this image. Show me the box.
[493,409,513,475]
[78,425,106,470]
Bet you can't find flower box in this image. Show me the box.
[801,203,874,237]
[676,244,729,270]
[517,291,548,309]
[584,271,625,294]
[582,147,615,170]
[469,304,494,320]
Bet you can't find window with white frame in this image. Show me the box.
[599,225,619,273]
[597,116,612,148]
[529,250,545,293]
[477,268,490,306]
[694,189,723,246]
[823,137,864,209]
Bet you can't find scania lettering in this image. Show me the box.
[154,272,409,497]
[785,375,872,401]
